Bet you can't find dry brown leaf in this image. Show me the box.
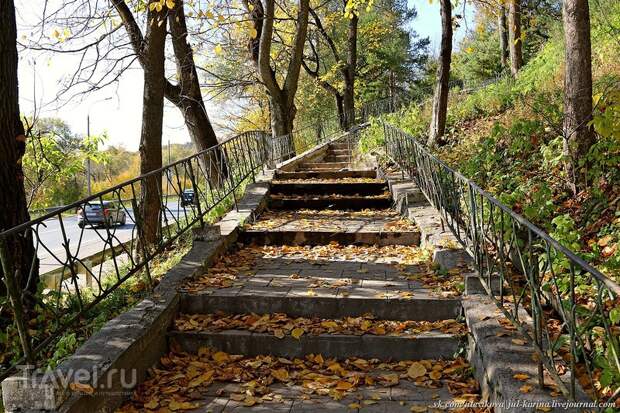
[407,362,427,379]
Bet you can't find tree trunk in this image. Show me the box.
[335,94,346,130]
[508,0,523,76]
[428,0,452,147]
[254,0,309,160]
[498,4,509,68]
[269,95,296,160]
[113,0,223,175]
[0,0,39,300]
[168,0,225,184]
[562,0,595,193]
[342,13,358,130]
[138,7,167,249]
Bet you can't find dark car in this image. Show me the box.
[180,189,198,207]
[78,201,126,228]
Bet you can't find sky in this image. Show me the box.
[15,0,475,152]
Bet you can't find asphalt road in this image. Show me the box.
[34,200,196,276]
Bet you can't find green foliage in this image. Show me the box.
[22,118,107,209]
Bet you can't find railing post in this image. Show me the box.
[0,238,35,365]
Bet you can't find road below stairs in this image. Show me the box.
[117,141,484,412]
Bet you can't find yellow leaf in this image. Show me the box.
[519,384,533,394]
[321,321,339,329]
[429,370,442,380]
[249,27,258,39]
[166,0,175,9]
[243,396,257,407]
[213,351,229,363]
[144,399,159,409]
[336,380,354,390]
[274,329,285,339]
[272,368,290,382]
[291,328,305,339]
[206,10,214,18]
[169,400,200,411]
[214,44,223,55]
[513,373,529,381]
[407,362,427,379]
[511,338,526,346]
[348,402,361,408]
[148,2,157,11]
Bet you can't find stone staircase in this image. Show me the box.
[117,143,480,412]
[296,141,354,171]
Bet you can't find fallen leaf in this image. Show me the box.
[407,362,427,379]
[69,383,94,395]
[272,368,290,382]
[513,373,529,381]
[291,328,305,340]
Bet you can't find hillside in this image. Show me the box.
[362,0,620,281]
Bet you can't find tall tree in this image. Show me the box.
[112,0,223,177]
[562,0,594,192]
[498,3,509,68]
[428,0,452,147]
[138,2,167,247]
[303,4,358,130]
[246,0,310,157]
[0,0,38,360]
[507,0,523,76]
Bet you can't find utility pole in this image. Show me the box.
[86,114,92,196]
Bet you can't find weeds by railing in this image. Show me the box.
[382,122,620,403]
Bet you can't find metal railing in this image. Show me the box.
[382,122,620,403]
[0,130,269,381]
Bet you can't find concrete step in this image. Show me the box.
[240,228,421,246]
[270,182,388,196]
[328,148,351,155]
[275,170,377,180]
[324,155,351,162]
[299,162,349,170]
[180,293,462,321]
[269,195,392,210]
[168,329,460,361]
[329,143,352,150]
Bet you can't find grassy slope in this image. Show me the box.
[362,3,620,280]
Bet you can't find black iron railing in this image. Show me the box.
[0,130,270,380]
[382,122,620,403]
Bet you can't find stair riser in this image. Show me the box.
[324,156,351,162]
[240,230,421,247]
[301,162,349,169]
[180,295,462,321]
[329,144,352,150]
[270,182,387,196]
[269,198,392,210]
[169,331,460,361]
[275,170,377,180]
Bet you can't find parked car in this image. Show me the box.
[180,189,198,207]
[78,201,127,228]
